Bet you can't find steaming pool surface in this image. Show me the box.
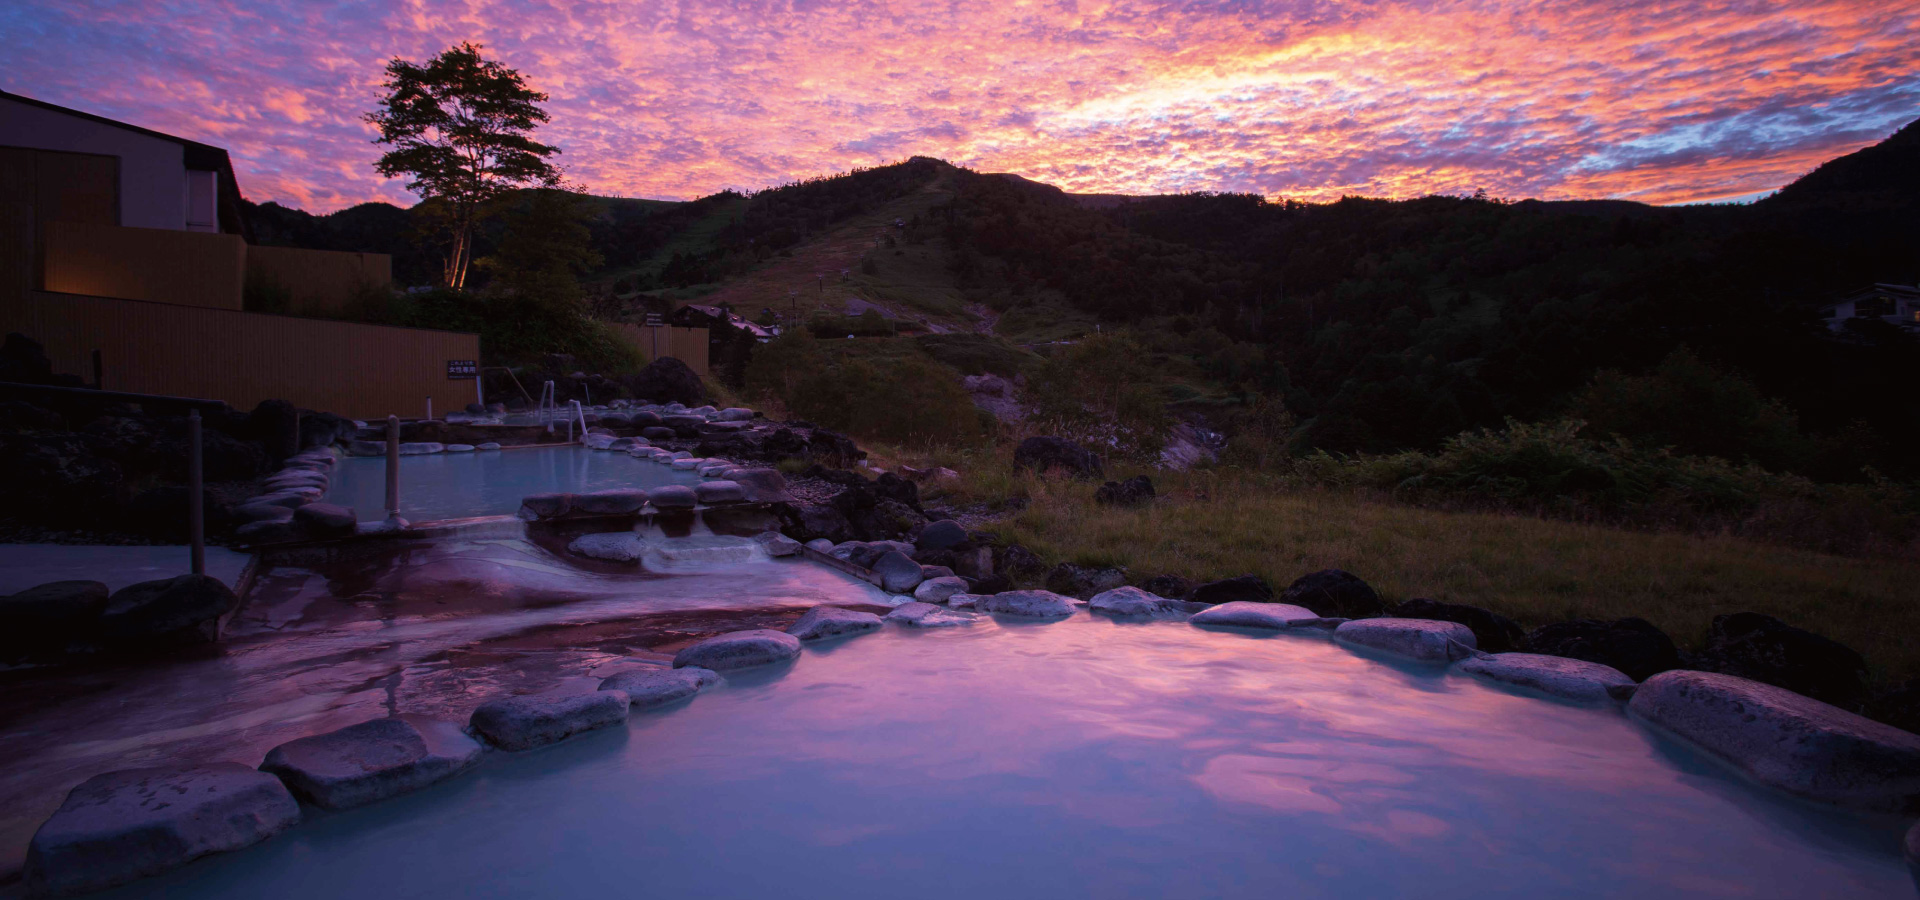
[89,613,1910,899]
[327,445,701,522]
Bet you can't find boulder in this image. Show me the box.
[1392,598,1525,653]
[994,543,1045,577]
[259,716,483,809]
[782,503,852,543]
[786,606,884,641]
[1457,653,1635,704]
[726,468,796,504]
[1044,563,1127,599]
[1191,574,1273,606]
[670,457,703,471]
[649,484,698,510]
[673,629,803,670]
[477,442,502,451]
[946,593,981,609]
[804,538,835,554]
[1692,612,1870,710]
[919,564,956,580]
[292,502,356,535]
[978,590,1078,618]
[519,492,572,519]
[629,357,707,406]
[1278,569,1384,619]
[1629,670,1920,811]
[24,763,300,896]
[914,519,969,553]
[871,550,925,593]
[1094,475,1155,506]
[398,442,444,455]
[1087,586,1179,617]
[886,601,979,628]
[1013,436,1103,479]
[0,580,109,652]
[248,490,312,510]
[1335,618,1477,663]
[1524,617,1681,682]
[1140,574,1195,601]
[99,575,238,645]
[913,576,971,604]
[598,666,721,709]
[572,489,649,517]
[695,480,747,505]
[469,691,631,751]
[569,533,649,563]
[446,443,476,452]
[1189,601,1323,630]
[641,426,677,441]
[751,531,803,557]
[717,407,756,421]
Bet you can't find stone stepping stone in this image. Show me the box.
[886,601,979,628]
[1629,669,1920,811]
[650,485,697,509]
[1457,653,1634,704]
[913,576,971,604]
[717,407,755,421]
[1335,618,1477,663]
[572,488,648,516]
[598,666,720,709]
[752,532,803,557]
[1089,586,1180,617]
[804,538,835,554]
[469,691,630,751]
[259,716,482,810]
[787,606,884,641]
[446,444,476,452]
[670,457,703,470]
[977,590,1078,618]
[519,492,571,519]
[946,593,981,608]
[398,442,444,455]
[694,480,746,505]
[674,629,802,670]
[25,763,300,896]
[1189,601,1324,630]
[568,533,649,563]
[477,442,502,451]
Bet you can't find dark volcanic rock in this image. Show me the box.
[628,357,707,406]
[1278,569,1385,619]
[915,519,969,554]
[1013,436,1103,479]
[1524,617,1681,682]
[995,543,1045,577]
[1692,612,1870,709]
[1094,475,1155,506]
[780,503,853,544]
[1044,563,1128,599]
[0,580,109,654]
[1140,574,1196,601]
[99,574,239,645]
[1191,574,1273,605]
[247,399,300,464]
[1392,598,1526,654]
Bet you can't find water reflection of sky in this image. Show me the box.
[91,615,1912,899]
[327,447,703,522]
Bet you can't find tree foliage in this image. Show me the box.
[365,42,560,289]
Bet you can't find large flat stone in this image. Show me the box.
[518,492,571,519]
[649,484,697,510]
[259,715,483,809]
[25,763,300,896]
[1628,669,1920,811]
[569,532,649,562]
[1457,653,1634,704]
[1189,601,1323,630]
[1335,617,1478,663]
[885,601,979,628]
[977,590,1078,619]
[694,480,746,505]
[598,666,720,709]
[786,606,884,641]
[751,531,803,557]
[469,691,631,751]
[673,629,803,670]
[99,574,238,644]
[571,489,648,516]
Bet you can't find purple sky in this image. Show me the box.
[6,0,1916,212]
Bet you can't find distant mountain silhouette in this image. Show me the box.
[1766,117,1920,206]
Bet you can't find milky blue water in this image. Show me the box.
[93,615,1912,899]
[327,447,701,523]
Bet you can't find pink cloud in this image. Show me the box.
[5,0,1915,211]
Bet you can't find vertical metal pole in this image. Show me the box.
[385,415,400,520]
[188,410,205,576]
[426,397,433,421]
[475,374,485,410]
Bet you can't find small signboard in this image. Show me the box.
[447,359,477,379]
[644,313,664,328]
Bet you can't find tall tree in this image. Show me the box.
[365,42,559,289]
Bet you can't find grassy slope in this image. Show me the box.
[899,456,1920,683]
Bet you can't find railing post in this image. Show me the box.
[426,397,433,421]
[188,409,204,576]
[385,414,400,522]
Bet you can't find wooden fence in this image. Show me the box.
[245,245,392,315]
[608,323,710,376]
[5,291,480,419]
[40,220,246,310]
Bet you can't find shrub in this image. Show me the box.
[1028,333,1169,460]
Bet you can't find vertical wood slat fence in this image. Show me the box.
[5,291,480,420]
[608,323,710,376]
